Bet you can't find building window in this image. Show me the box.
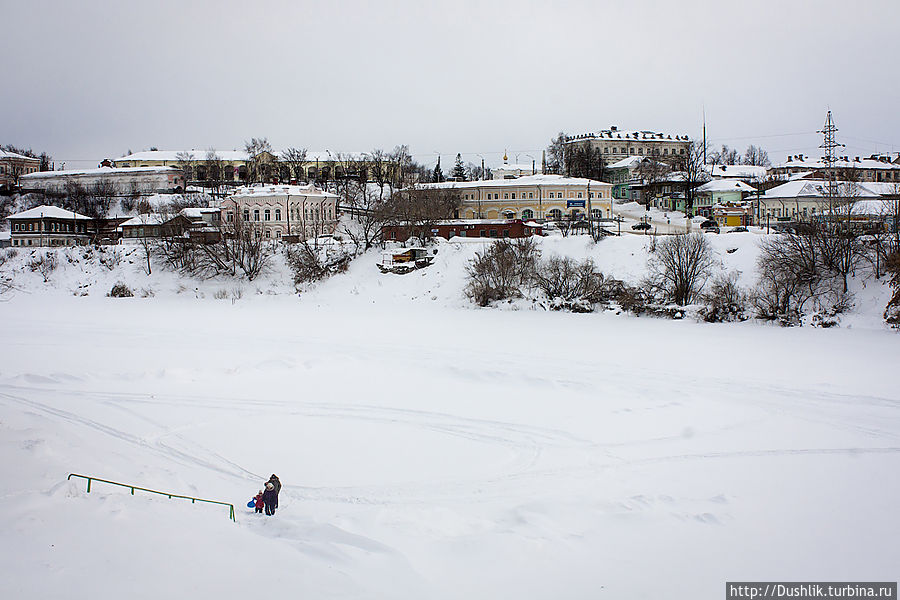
[275,209,281,221]
[264,209,271,221]
[243,209,250,222]
[254,209,260,221]
[522,209,534,219]
[528,192,533,198]
[577,192,583,198]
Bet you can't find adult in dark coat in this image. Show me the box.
[267,474,281,508]
[262,482,278,516]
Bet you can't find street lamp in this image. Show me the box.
[524,154,535,175]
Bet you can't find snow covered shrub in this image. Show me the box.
[884,251,900,327]
[108,282,134,298]
[533,256,605,309]
[285,242,351,286]
[646,233,716,306]
[0,248,18,266]
[700,272,748,323]
[28,252,58,282]
[465,239,539,306]
[214,289,229,300]
[751,233,849,325]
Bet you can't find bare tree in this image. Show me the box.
[384,184,460,244]
[636,156,672,206]
[244,138,273,183]
[743,145,771,167]
[708,144,740,166]
[546,132,569,175]
[204,149,225,197]
[679,141,707,217]
[338,179,387,253]
[175,151,196,185]
[647,232,716,305]
[280,147,308,183]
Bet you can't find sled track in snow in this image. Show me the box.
[3,380,899,505]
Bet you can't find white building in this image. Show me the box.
[20,166,185,195]
[567,126,692,163]
[221,184,339,241]
[757,179,881,222]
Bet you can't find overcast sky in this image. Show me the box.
[2,0,898,169]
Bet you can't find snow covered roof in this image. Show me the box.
[762,180,881,200]
[831,200,897,216]
[179,207,221,218]
[859,182,900,196]
[21,166,179,179]
[773,155,900,171]
[567,128,690,142]
[6,205,92,220]
[420,174,610,190]
[119,214,170,227]
[704,164,768,181]
[495,163,538,171]
[0,150,39,161]
[695,180,756,193]
[228,184,338,199]
[114,149,367,163]
[606,156,646,169]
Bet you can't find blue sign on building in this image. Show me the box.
[566,200,586,208]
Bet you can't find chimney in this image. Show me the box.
[610,125,618,132]
[855,157,860,162]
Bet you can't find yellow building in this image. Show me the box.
[421,174,613,221]
[112,149,396,183]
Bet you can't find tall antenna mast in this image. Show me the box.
[702,105,707,165]
[818,110,844,203]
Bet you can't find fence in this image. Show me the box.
[67,473,235,522]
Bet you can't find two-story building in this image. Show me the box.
[221,184,339,241]
[5,205,93,247]
[0,150,42,191]
[419,174,613,221]
[566,126,692,165]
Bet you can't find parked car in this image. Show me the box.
[728,226,749,233]
[699,219,718,230]
[632,222,651,231]
[702,225,720,234]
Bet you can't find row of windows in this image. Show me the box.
[13,222,85,233]
[461,190,608,201]
[0,165,39,175]
[603,146,686,156]
[467,208,609,220]
[11,238,77,247]
[236,206,335,222]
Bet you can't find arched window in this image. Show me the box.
[521,209,534,220]
[503,210,515,219]
[275,209,281,221]
[547,208,562,220]
[254,209,260,221]
[264,209,271,221]
[243,209,250,222]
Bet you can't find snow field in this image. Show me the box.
[0,233,897,599]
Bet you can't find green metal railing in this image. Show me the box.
[68,473,235,522]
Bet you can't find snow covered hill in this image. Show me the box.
[0,233,897,599]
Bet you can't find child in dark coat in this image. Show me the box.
[253,490,264,514]
[262,482,278,516]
